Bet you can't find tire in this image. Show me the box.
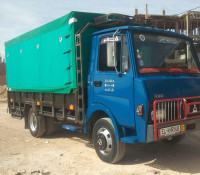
[92,118,126,163]
[162,134,185,144]
[28,108,45,138]
[45,117,55,136]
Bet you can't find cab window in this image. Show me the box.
[98,35,130,73]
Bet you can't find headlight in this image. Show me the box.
[151,109,166,122]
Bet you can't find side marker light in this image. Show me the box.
[137,104,143,116]
[36,101,40,106]
[69,104,74,110]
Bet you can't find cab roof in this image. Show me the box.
[93,26,191,40]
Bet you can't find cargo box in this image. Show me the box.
[5,11,102,93]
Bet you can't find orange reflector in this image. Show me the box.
[137,104,143,116]
[181,124,185,132]
[10,98,13,103]
[36,101,40,106]
[69,104,74,110]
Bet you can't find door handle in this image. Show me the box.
[94,81,102,87]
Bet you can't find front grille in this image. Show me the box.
[186,98,200,103]
[148,101,153,124]
[154,100,184,124]
[185,97,200,118]
[188,112,200,118]
[152,97,200,124]
[189,104,200,112]
[152,96,200,141]
[155,101,178,122]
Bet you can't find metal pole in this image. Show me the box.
[145,4,148,19]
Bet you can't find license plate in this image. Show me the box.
[158,125,181,137]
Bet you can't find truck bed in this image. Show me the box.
[5,11,102,94]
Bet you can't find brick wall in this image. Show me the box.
[0,63,6,85]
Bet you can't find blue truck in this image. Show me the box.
[5,12,200,163]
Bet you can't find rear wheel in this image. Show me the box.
[45,117,55,136]
[93,118,126,163]
[28,108,45,138]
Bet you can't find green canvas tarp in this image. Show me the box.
[5,11,102,94]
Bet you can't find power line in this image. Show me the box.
[176,5,200,15]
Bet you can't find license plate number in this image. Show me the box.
[158,125,181,137]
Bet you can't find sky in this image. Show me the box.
[0,0,200,58]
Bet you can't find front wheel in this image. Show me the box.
[28,108,45,138]
[93,118,126,163]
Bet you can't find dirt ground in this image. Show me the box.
[1,102,200,175]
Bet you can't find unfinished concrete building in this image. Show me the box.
[134,8,200,58]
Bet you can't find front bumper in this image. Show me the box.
[146,117,200,143]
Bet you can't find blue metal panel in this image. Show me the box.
[62,125,79,131]
[120,136,137,143]
[130,28,148,142]
[93,26,191,41]
[144,75,200,100]
[92,31,135,128]
[133,78,149,142]
[87,36,97,108]
[85,103,122,140]
[86,36,122,140]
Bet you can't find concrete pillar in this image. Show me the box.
[186,13,192,36]
[135,9,138,15]
[162,10,166,16]
[175,21,179,33]
[186,13,192,63]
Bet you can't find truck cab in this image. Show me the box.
[86,26,200,163]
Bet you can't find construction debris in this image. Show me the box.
[0,85,7,102]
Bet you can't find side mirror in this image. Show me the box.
[107,42,117,67]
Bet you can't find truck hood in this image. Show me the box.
[144,75,200,100]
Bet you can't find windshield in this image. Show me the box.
[132,32,200,74]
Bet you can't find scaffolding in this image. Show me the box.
[133,9,200,57]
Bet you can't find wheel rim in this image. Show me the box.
[97,128,112,155]
[30,113,38,132]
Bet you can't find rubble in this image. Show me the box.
[0,85,7,102]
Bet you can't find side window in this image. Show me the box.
[99,36,121,72]
[98,35,130,73]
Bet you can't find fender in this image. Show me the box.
[85,103,122,140]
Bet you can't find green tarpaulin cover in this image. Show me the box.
[5,11,102,94]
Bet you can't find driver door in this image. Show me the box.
[93,34,135,128]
